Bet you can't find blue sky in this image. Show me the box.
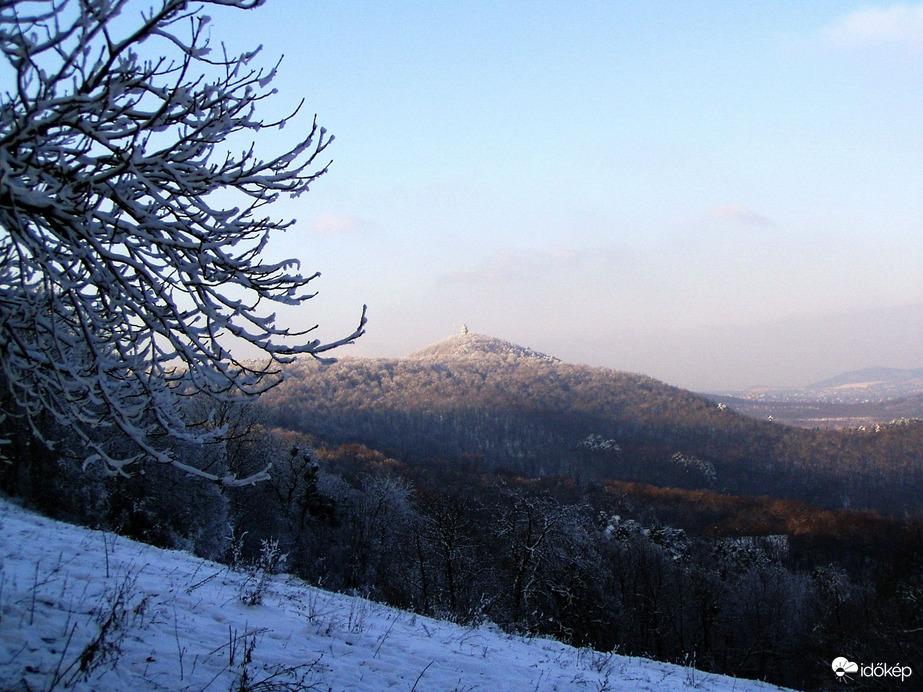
[211,0,923,390]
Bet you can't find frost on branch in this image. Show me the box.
[0,0,365,484]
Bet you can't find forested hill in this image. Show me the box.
[260,332,923,516]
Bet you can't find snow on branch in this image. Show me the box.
[0,0,365,484]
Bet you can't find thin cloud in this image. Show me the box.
[821,3,923,48]
[708,204,775,228]
[442,246,630,285]
[443,248,573,284]
[308,211,370,235]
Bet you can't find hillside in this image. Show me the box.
[261,332,923,516]
[0,496,794,692]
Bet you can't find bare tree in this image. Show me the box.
[0,0,365,483]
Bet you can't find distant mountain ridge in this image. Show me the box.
[712,366,923,418]
[807,366,923,393]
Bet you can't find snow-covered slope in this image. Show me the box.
[0,497,793,691]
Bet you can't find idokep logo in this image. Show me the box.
[832,657,913,683]
[832,657,858,680]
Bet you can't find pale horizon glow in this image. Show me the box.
[212,0,923,391]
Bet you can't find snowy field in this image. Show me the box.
[0,497,794,691]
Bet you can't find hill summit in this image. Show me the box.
[406,330,559,363]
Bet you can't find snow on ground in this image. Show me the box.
[0,497,794,691]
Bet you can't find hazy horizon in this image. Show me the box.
[322,301,923,393]
[209,1,923,392]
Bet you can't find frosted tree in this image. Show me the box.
[0,0,365,484]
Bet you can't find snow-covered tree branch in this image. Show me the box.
[0,0,366,484]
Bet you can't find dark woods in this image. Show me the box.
[5,417,921,692]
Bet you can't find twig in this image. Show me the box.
[46,622,80,692]
[374,614,399,659]
[29,562,39,626]
[173,603,185,680]
[410,660,434,692]
[186,568,223,594]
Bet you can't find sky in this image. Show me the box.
[207,0,923,391]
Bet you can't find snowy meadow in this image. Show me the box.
[0,497,793,691]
